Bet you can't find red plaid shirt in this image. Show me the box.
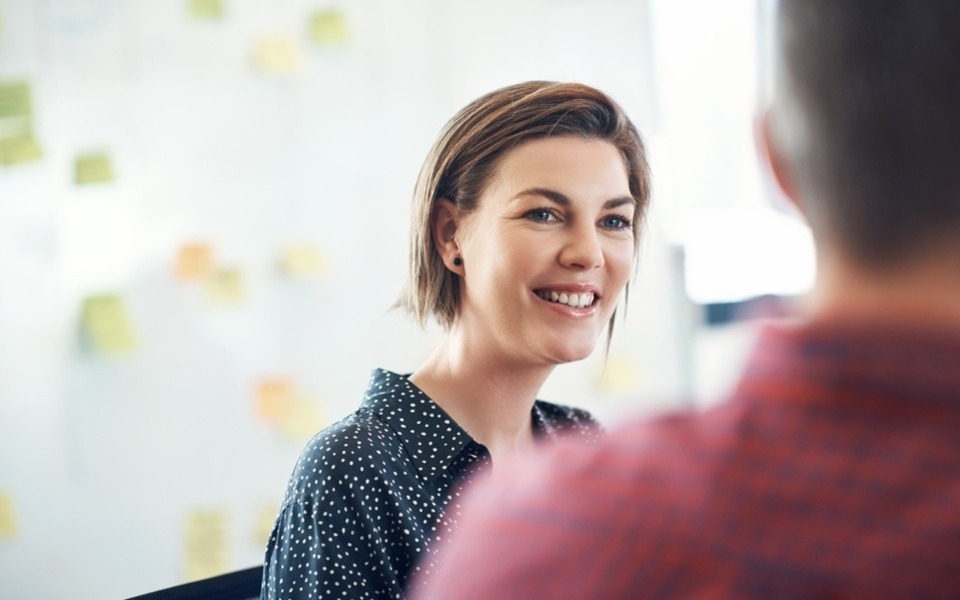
[414,320,960,599]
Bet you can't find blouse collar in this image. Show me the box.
[360,369,564,484]
[361,369,476,484]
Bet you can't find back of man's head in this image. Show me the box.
[770,0,960,268]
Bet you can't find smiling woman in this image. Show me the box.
[260,81,650,599]
[432,136,638,367]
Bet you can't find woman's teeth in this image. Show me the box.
[536,290,595,308]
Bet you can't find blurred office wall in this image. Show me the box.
[0,1,723,598]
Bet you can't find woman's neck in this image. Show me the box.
[409,328,554,466]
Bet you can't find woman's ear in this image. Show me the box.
[432,199,465,274]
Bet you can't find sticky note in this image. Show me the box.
[176,242,214,280]
[75,152,114,185]
[279,395,324,441]
[597,357,642,393]
[278,244,326,279]
[255,378,294,422]
[310,9,349,46]
[206,266,243,303]
[188,0,224,20]
[0,133,42,165]
[81,294,137,355]
[0,81,32,119]
[185,509,228,582]
[254,504,278,546]
[0,493,17,540]
[252,35,300,74]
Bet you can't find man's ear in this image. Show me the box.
[432,199,465,274]
[755,109,805,220]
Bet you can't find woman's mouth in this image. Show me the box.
[534,289,597,308]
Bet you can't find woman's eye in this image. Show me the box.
[525,209,558,223]
[601,215,632,230]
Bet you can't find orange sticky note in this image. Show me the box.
[256,378,294,422]
[176,243,214,280]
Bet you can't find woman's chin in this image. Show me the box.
[544,341,599,365]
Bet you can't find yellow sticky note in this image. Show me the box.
[75,152,114,185]
[254,504,278,546]
[278,244,326,279]
[185,509,228,582]
[176,242,214,280]
[188,0,224,20]
[252,35,300,74]
[81,294,137,355]
[597,356,642,393]
[206,266,243,303]
[0,493,17,540]
[0,81,32,119]
[310,9,349,46]
[279,395,324,442]
[0,133,42,166]
[255,378,294,422]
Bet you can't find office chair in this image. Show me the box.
[125,566,262,600]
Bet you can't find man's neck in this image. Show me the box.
[807,247,960,330]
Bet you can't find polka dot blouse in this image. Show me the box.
[260,368,602,599]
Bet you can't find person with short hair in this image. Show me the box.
[260,81,651,599]
[412,1,960,598]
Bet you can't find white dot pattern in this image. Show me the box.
[260,368,601,599]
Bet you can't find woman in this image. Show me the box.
[261,81,650,599]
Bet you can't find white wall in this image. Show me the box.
[0,1,696,598]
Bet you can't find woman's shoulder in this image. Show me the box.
[280,409,407,502]
[294,410,401,470]
[292,368,416,466]
[533,400,605,441]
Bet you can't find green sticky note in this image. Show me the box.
[81,294,137,355]
[206,266,244,303]
[0,81,32,119]
[188,0,224,20]
[0,493,17,540]
[75,152,114,185]
[0,134,42,165]
[310,9,349,46]
[185,509,228,581]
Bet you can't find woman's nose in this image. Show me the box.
[558,223,604,270]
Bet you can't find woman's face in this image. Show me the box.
[455,136,636,366]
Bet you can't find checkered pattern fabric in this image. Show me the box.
[414,321,960,599]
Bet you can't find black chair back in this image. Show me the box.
[125,566,262,600]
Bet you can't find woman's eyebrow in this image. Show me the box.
[510,187,571,206]
[604,196,636,209]
[511,187,636,209]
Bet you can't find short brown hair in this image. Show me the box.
[771,0,960,266]
[398,81,650,329]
